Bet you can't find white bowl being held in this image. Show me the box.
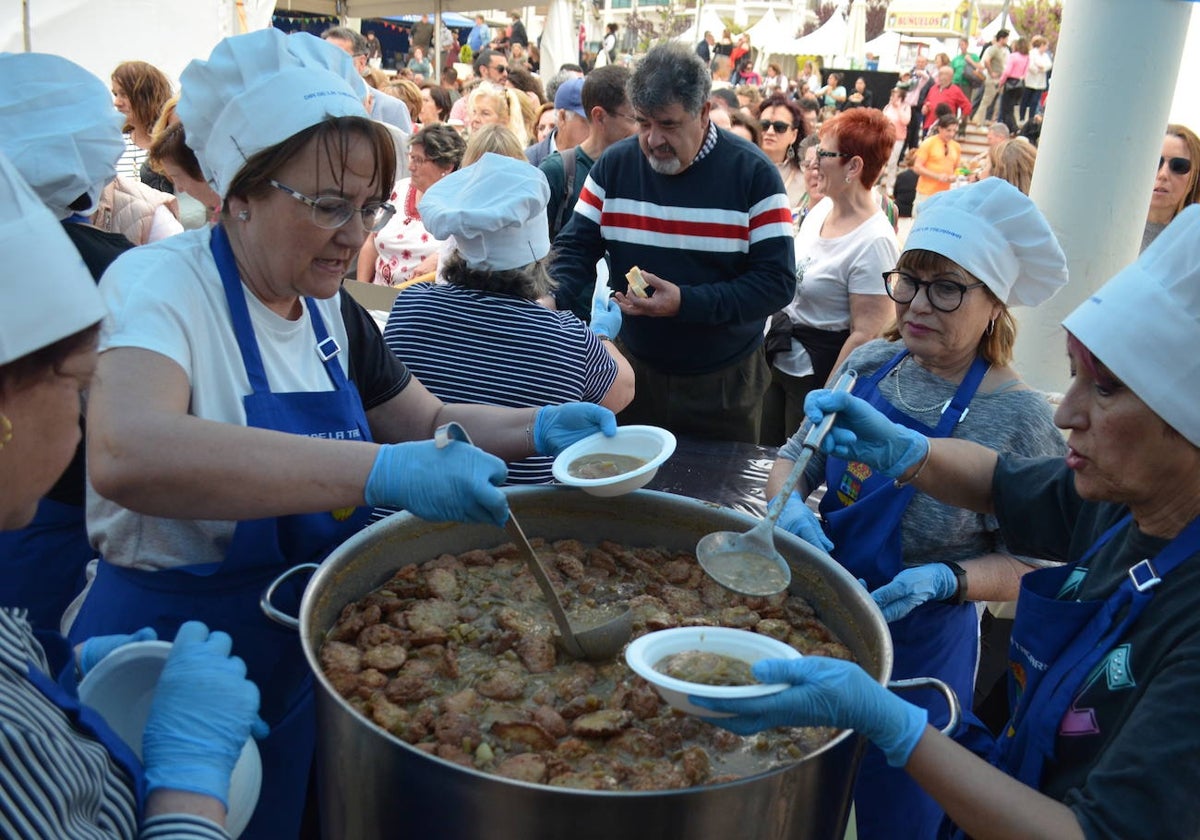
[551,425,676,497]
[77,640,262,838]
[624,626,802,718]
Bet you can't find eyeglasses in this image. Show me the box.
[491,64,509,74]
[269,180,396,232]
[1159,155,1193,176]
[760,120,795,134]
[816,149,854,162]
[409,153,429,166]
[883,270,986,312]
[800,158,819,171]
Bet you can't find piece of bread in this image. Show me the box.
[625,266,649,298]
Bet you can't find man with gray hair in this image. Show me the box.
[321,26,414,138]
[549,42,794,443]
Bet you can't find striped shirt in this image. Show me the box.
[382,282,617,485]
[552,128,795,375]
[0,610,228,840]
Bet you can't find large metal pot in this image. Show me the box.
[273,487,940,840]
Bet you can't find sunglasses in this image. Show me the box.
[1160,156,1192,176]
[760,120,795,134]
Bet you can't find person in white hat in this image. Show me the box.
[0,150,266,838]
[763,177,1069,840]
[72,29,615,839]
[0,52,138,634]
[699,206,1200,840]
[381,153,633,486]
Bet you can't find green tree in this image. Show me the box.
[1009,1,1063,51]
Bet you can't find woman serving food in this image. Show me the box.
[699,206,1200,840]
[72,30,613,839]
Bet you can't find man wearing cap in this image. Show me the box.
[540,65,635,242]
[550,42,794,443]
[0,53,135,633]
[701,204,1200,840]
[527,75,591,168]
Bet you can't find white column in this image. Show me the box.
[1015,0,1192,394]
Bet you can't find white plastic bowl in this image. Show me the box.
[624,627,802,718]
[77,640,262,838]
[551,425,676,497]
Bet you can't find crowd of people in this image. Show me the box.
[0,14,1198,840]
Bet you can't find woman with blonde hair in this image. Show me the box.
[383,78,423,126]
[462,124,527,166]
[467,82,529,145]
[984,137,1037,195]
[1143,123,1200,251]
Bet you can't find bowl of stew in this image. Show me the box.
[551,424,676,497]
[625,626,802,718]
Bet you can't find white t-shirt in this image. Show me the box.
[775,207,898,377]
[88,227,356,571]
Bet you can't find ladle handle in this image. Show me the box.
[764,370,858,523]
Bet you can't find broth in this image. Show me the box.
[567,453,647,480]
[655,651,757,687]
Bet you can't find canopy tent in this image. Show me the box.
[770,11,848,59]
[675,8,730,49]
[538,0,576,78]
[741,8,798,71]
[884,0,971,38]
[978,11,1020,42]
[843,0,867,66]
[380,12,479,28]
[3,0,274,84]
[863,29,943,70]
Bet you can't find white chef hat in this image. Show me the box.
[1063,205,1200,447]
[0,151,105,366]
[419,153,551,271]
[177,29,368,197]
[904,178,1068,307]
[0,52,125,219]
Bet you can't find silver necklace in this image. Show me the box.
[890,355,952,415]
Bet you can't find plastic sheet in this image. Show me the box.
[645,436,778,519]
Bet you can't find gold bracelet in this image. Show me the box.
[892,441,931,488]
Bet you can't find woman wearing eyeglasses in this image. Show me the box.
[760,108,896,445]
[69,31,614,840]
[756,94,808,210]
[764,178,1069,840]
[1143,123,1199,252]
[359,124,466,286]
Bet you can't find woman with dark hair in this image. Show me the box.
[73,31,613,839]
[996,37,1030,132]
[111,60,173,191]
[843,76,873,110]
[419,82,452,125]
[1143,123,1200,252]
[360,124,466,286]
[732,56,762,87]
[761,108,898,443]
[727,109,763,147]
[704,203,1200,840]
[756,93,807,210]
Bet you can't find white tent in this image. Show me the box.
[676,8,729,48]
[3,0,274,85]
[978,11,1020,42]
[843,0,867,66]
[539,0,576,77]
[863,29,943,70]
[772,11,848,59]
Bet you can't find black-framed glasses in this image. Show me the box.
[1160,155,1193,176]
[883,270,985,312]
[491,63,509,74]
[760,120,795,134]
[269,180,395,232]
[816,149,854,162]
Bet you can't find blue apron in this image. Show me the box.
[69,225,373,839]
[819,349,988,840]
[992,513,1200,785]
[28,630,146,813]
[0,498,93,632]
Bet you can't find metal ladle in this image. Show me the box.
[695,371,857,597]
[434,422,632,661]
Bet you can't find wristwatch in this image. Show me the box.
[939,561,968,605]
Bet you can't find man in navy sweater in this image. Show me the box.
[550,42,794,443]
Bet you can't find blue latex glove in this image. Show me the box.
[532,403,617,456]
[691,657,928,768]
[589,293,622,340]
[142,622,268,805]
[77,627,157,677]
[775,493,834,554]
[365,440,509,527]
[871,564,959,623]
[804,390,930,479]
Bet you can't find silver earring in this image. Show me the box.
[986,318,995,336]
[237,210,250,221]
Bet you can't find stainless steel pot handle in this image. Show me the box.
[887,677,961,736]
[260,563,320,630]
